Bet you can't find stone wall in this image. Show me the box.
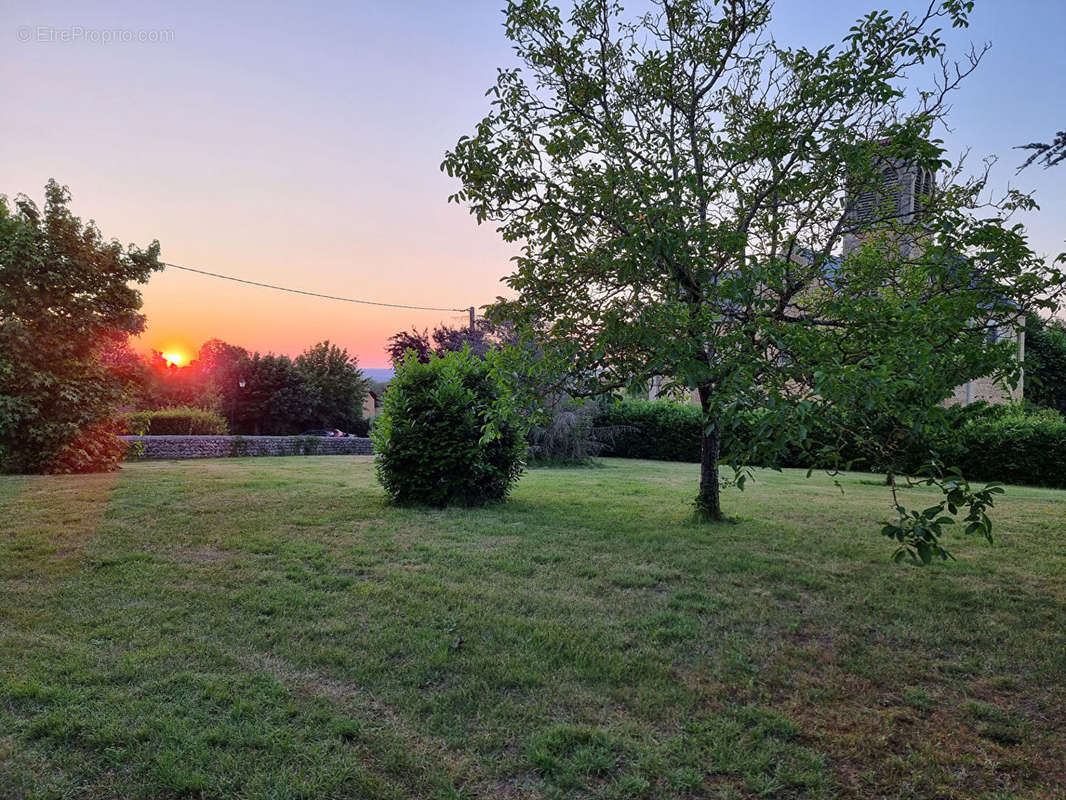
[119,435,372,460]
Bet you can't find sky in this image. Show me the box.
[5,0,1064,368]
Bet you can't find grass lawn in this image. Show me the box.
[1,457,1065,799]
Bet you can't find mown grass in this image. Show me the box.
[1,457,1064,799]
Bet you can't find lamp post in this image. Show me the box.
[231,377,246,433]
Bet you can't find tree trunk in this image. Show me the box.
[696,384,723,521]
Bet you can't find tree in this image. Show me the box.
[233,354,311,436]
[140,350,216,410]
[0,180,160,473]
[99,337,156,408]
[386,328,433,368]
[1017,130,1065,170]
[1024,313,1066,415]
[197,338,252,426]
[431,319,504,359]
[294,340,369,431]
[387,320,513,368]
[128,339,370,435]
[442,0,1064,529]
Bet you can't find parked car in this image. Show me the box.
[300,428,345,438]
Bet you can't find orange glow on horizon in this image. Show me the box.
[162,352,184,367]
[132,262,502,369]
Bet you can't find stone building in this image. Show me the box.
[842,159,936,258]
[843,159,1023,406]
[646,157,1024,406]
[362,390,380,420]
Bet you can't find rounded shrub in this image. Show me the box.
[371,348,526,507]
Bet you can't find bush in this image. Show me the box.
[47,419,129,474]
[126,407,229,436]
[347,418,371,437]
[527,398,632,465]
[371,348,526,507]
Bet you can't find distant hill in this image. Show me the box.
[362,368,395,383]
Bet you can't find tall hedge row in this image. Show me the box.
[918,413,1066,488]
[595,400,1066,489]
[596,400,703,462]
[125,407,230,436]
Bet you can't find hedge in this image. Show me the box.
[595,400,1066,489]
[596,400,816,466]
[597,400,703,462]
[125,407,229,436]
[920,412,1066,488]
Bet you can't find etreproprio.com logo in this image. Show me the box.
[16,25,175,44]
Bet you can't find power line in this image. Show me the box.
[162,261,470,313]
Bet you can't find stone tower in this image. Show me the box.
[842,160,935,257]
[840,158,1023,406]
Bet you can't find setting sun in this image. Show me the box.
[162,352,184,367]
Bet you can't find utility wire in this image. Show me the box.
[162,261,470,313]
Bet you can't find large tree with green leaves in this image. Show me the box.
[442,0,1064,543]
[1023,313,1066,415]
[294,340,370,431]
[0,180,161,473]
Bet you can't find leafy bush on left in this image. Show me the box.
[0,180,160,474]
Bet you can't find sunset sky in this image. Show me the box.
[6,0,1064,368]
